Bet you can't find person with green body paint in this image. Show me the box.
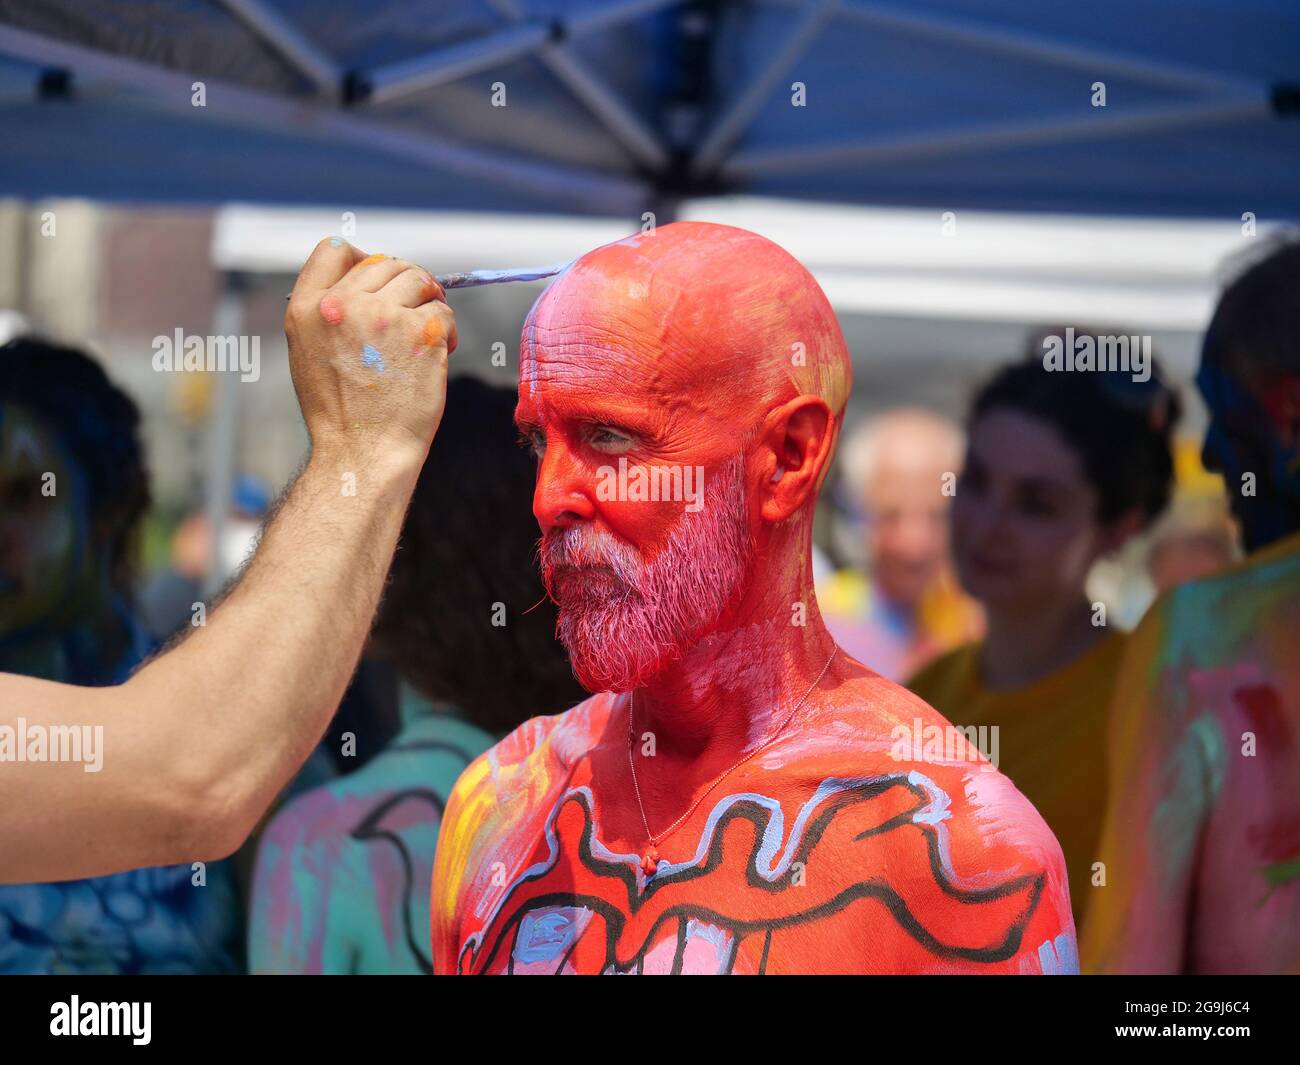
[1083,237,1300,974]
[248,379,583,973]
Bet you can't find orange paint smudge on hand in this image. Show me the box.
[358,254,387,268]
[421,317,445,348]
[319,295,345,325]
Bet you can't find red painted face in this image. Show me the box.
[516,222,852,692]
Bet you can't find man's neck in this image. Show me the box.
[631,541,838,765]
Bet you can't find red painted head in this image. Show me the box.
[516,221,852,693]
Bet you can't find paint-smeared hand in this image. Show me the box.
[285,237,458,462]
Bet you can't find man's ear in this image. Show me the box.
[756,395,836,524]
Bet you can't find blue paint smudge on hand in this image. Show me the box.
[361,345,386,373]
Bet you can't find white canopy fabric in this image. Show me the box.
[1,0,1297,220]
[213,197,1265,331]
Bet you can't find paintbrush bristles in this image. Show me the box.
[434,259,574,289]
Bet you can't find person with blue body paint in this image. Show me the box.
[0,338,240,972]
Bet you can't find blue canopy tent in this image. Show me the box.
[0,0,1296,219]
[0,0,1296,587]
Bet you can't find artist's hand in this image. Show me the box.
[285,238,458,463]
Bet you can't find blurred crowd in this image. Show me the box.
[1,233,1296,974]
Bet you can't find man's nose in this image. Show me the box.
[533,440,596,531]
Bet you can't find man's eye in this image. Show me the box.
[517,429,546,457]
[587,426,634,453]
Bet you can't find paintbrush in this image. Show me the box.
[286,259,574,299]
[433,259,574,289]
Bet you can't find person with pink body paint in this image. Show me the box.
[1084,237,1300,973]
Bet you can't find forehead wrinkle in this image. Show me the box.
[535,285,758,402]
[523,363,684,440]
[533,247,712,373]
[527,303,702,403]
[527,345,749,443]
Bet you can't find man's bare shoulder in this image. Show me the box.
[790,660,987,769]
[446,692,615,808]
[770,664,1077,969]
[790,664,1071,892]
[824,661,959,727]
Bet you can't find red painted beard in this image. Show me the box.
[541,453,752,693]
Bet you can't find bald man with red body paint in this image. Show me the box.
[431,222,1075,974]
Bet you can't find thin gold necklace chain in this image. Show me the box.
[627,646,838,854]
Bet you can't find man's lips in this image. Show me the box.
[546,563,629,598]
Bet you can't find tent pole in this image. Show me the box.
[691,0,841,174]
[532,46,670,169]
[727,93,1269,176]
[487,0,670,171]
[0,24,646,216]
[365,0,678,106]
[781,0,1263,96]
[212,0,342,100]
[364,23,551,105]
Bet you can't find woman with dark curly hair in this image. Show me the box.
[0,337,240,973]
[249,376,583,973]
[0,338,151,683]
[908,330,1181,938]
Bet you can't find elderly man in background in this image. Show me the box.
[819,408,983,680]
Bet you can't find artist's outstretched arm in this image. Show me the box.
[0,238,456,883]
